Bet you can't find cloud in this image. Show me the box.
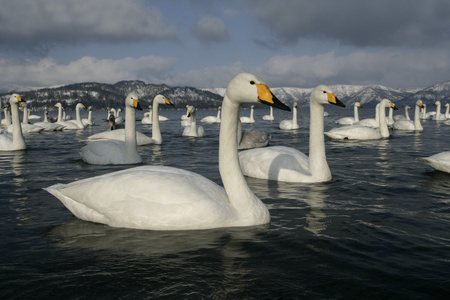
[247,0,450,48]
[0,55,177,87]
[192,16,231,44]
[0,0,177,53]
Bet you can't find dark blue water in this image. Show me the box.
[1,106,449,299]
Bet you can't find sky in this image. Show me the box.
[1,0,450,90]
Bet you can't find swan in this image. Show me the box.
[393,105,411,121]
[419,151,450,174]
[392,100,424,131]
[335,102,361,125]
[6,102,44,134]
[1,104,11,126]
[239,85,345,183]
[33,109,64,131]
[59,103,87,130]
[201,107,221,123]
[28,109,41,120]
[420,103,435,120]
[262,106,274,121]
[83,95,174,145]
[279,102,299,130]
[182,105,204,137]
[240,105,255,123]
[445,103,450,119]
[110,108,123,124]
[80,93,143,165]
[44,72,291,230]
[325,99,397,140]
[357,104,380,128]
[0,94,26,151]
[141,106,152,124]
[432,101,447,120]
[82,106,94,126]
[237,119,270,150]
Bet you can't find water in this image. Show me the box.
[1,106,449,299]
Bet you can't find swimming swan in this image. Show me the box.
[325,99,397,140]
[201,107,221,123]
[44,72,291,230]
[240,105,255,123]
[239,85,345,182]
[357,104,380,128]
[83,95,174,145]
[419,151,450,174]
[262,106,274,121]
[55,103,87,130]
[0,94,26,151]
[80,93,143,165]
[335,102,361,125]
[432,101,447,121]
[182,105,204,137]
[279,102,299,130]
[82,106,94,126]
[392,100,424,131]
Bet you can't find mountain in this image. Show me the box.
[1,80,449,110]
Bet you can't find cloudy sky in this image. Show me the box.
[1,0,450,90]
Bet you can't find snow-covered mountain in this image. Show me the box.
[1,80,449,110]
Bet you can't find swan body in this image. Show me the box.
[392,100,424,131]
[325,99,397,140]
[80,93,143,165]
[239,85,345,182]
[262,106,274,121]
[201,107,221,123]
[279,102,299,130]
[419,151,450,174]
[336,102,361,125]
[240,105,255,123]
[182,105,204,137]
[0,94,26,151]
[393,105,411,121]
[54,103,87,130]
[82,107,94,126]
[33,109,64,131]
[432,101,447,120]
[44,72,291,230]
[84,95,174,145]
[110,108,123,124]
[141,106,152,124]
[1,105,11,126]
[8,102,44,133]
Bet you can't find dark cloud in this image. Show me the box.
[0,0,177,52]
[192,16,231,44]
[247,0,450,47]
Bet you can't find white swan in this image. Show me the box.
[82,106,94,126]
[432,101,447,120]
[393,105,411,121]
[240,105,255,123]
[141,106,152,124]
[419,151,450,174]
[279,102,299,130]
[262,106,274,121]
[182,105,204,137]
[44,72,291,230]
[445,103,450,119]
[80,93,143,165]
[1,104,11,126]
[0,94,26,151]
[420,103,435,120]
[61,103,87,130]
[325,99,397,140]
[392,100,424,131]
[237,119,270,150]
[110,108,123,124]
[201,107,221,123]
[239,85,345,183]
[33,109,64,131]
[335,102,361,125]
[12,102,44,133]
[357,104,380,128]
[83,95,174,145]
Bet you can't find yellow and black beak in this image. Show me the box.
[255,83,290,111]
[165,98,175,107]
[327,93,346,108]
[391,102,398,110]
[133,98,143,110]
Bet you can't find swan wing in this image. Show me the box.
[325,125,381,140]
[419,151,450,173]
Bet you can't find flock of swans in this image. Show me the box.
[1,72,449,231]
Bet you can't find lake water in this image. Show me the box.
[1,105,449,299]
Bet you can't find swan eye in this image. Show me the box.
[323,91,327,93]
[250,81,255,85]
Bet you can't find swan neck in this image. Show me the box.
[414,104,423,130]
[57,105,62,122]
[151,101,162,144]
[270,106,273,118]
[76,106,83,127]
[10,101,25,148]
[292,106,298,124]
[23,105,29,124]
[125,105,137,153]
[250,107,254,121]
[378,104,390,137]
[219,97,267,220]
[354,105,359,122]
[44,111,48,122]
[309,100,330,180]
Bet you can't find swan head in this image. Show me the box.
[312,85,346,107]
[435,101,440,106]
[187,105,196,117]
[9,93,24,106]
[76,103,86,110]
[54,103,62,108]
[153,94,174,107]
[225,73,290,111]
[88,106,92,111]
[355,102,362,108]
[416,100,424,108]
[294,102,298,108]
[380,98,397,110]
[126,93,142,110]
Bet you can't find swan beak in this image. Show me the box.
[256,83,291,111]
[17,96,24,102]
[133,99,143,110]
[327,93,346,108]
[187,110,192,117]
[165,98,175,106]
[391,103,398,110]
[82,105,86,109]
